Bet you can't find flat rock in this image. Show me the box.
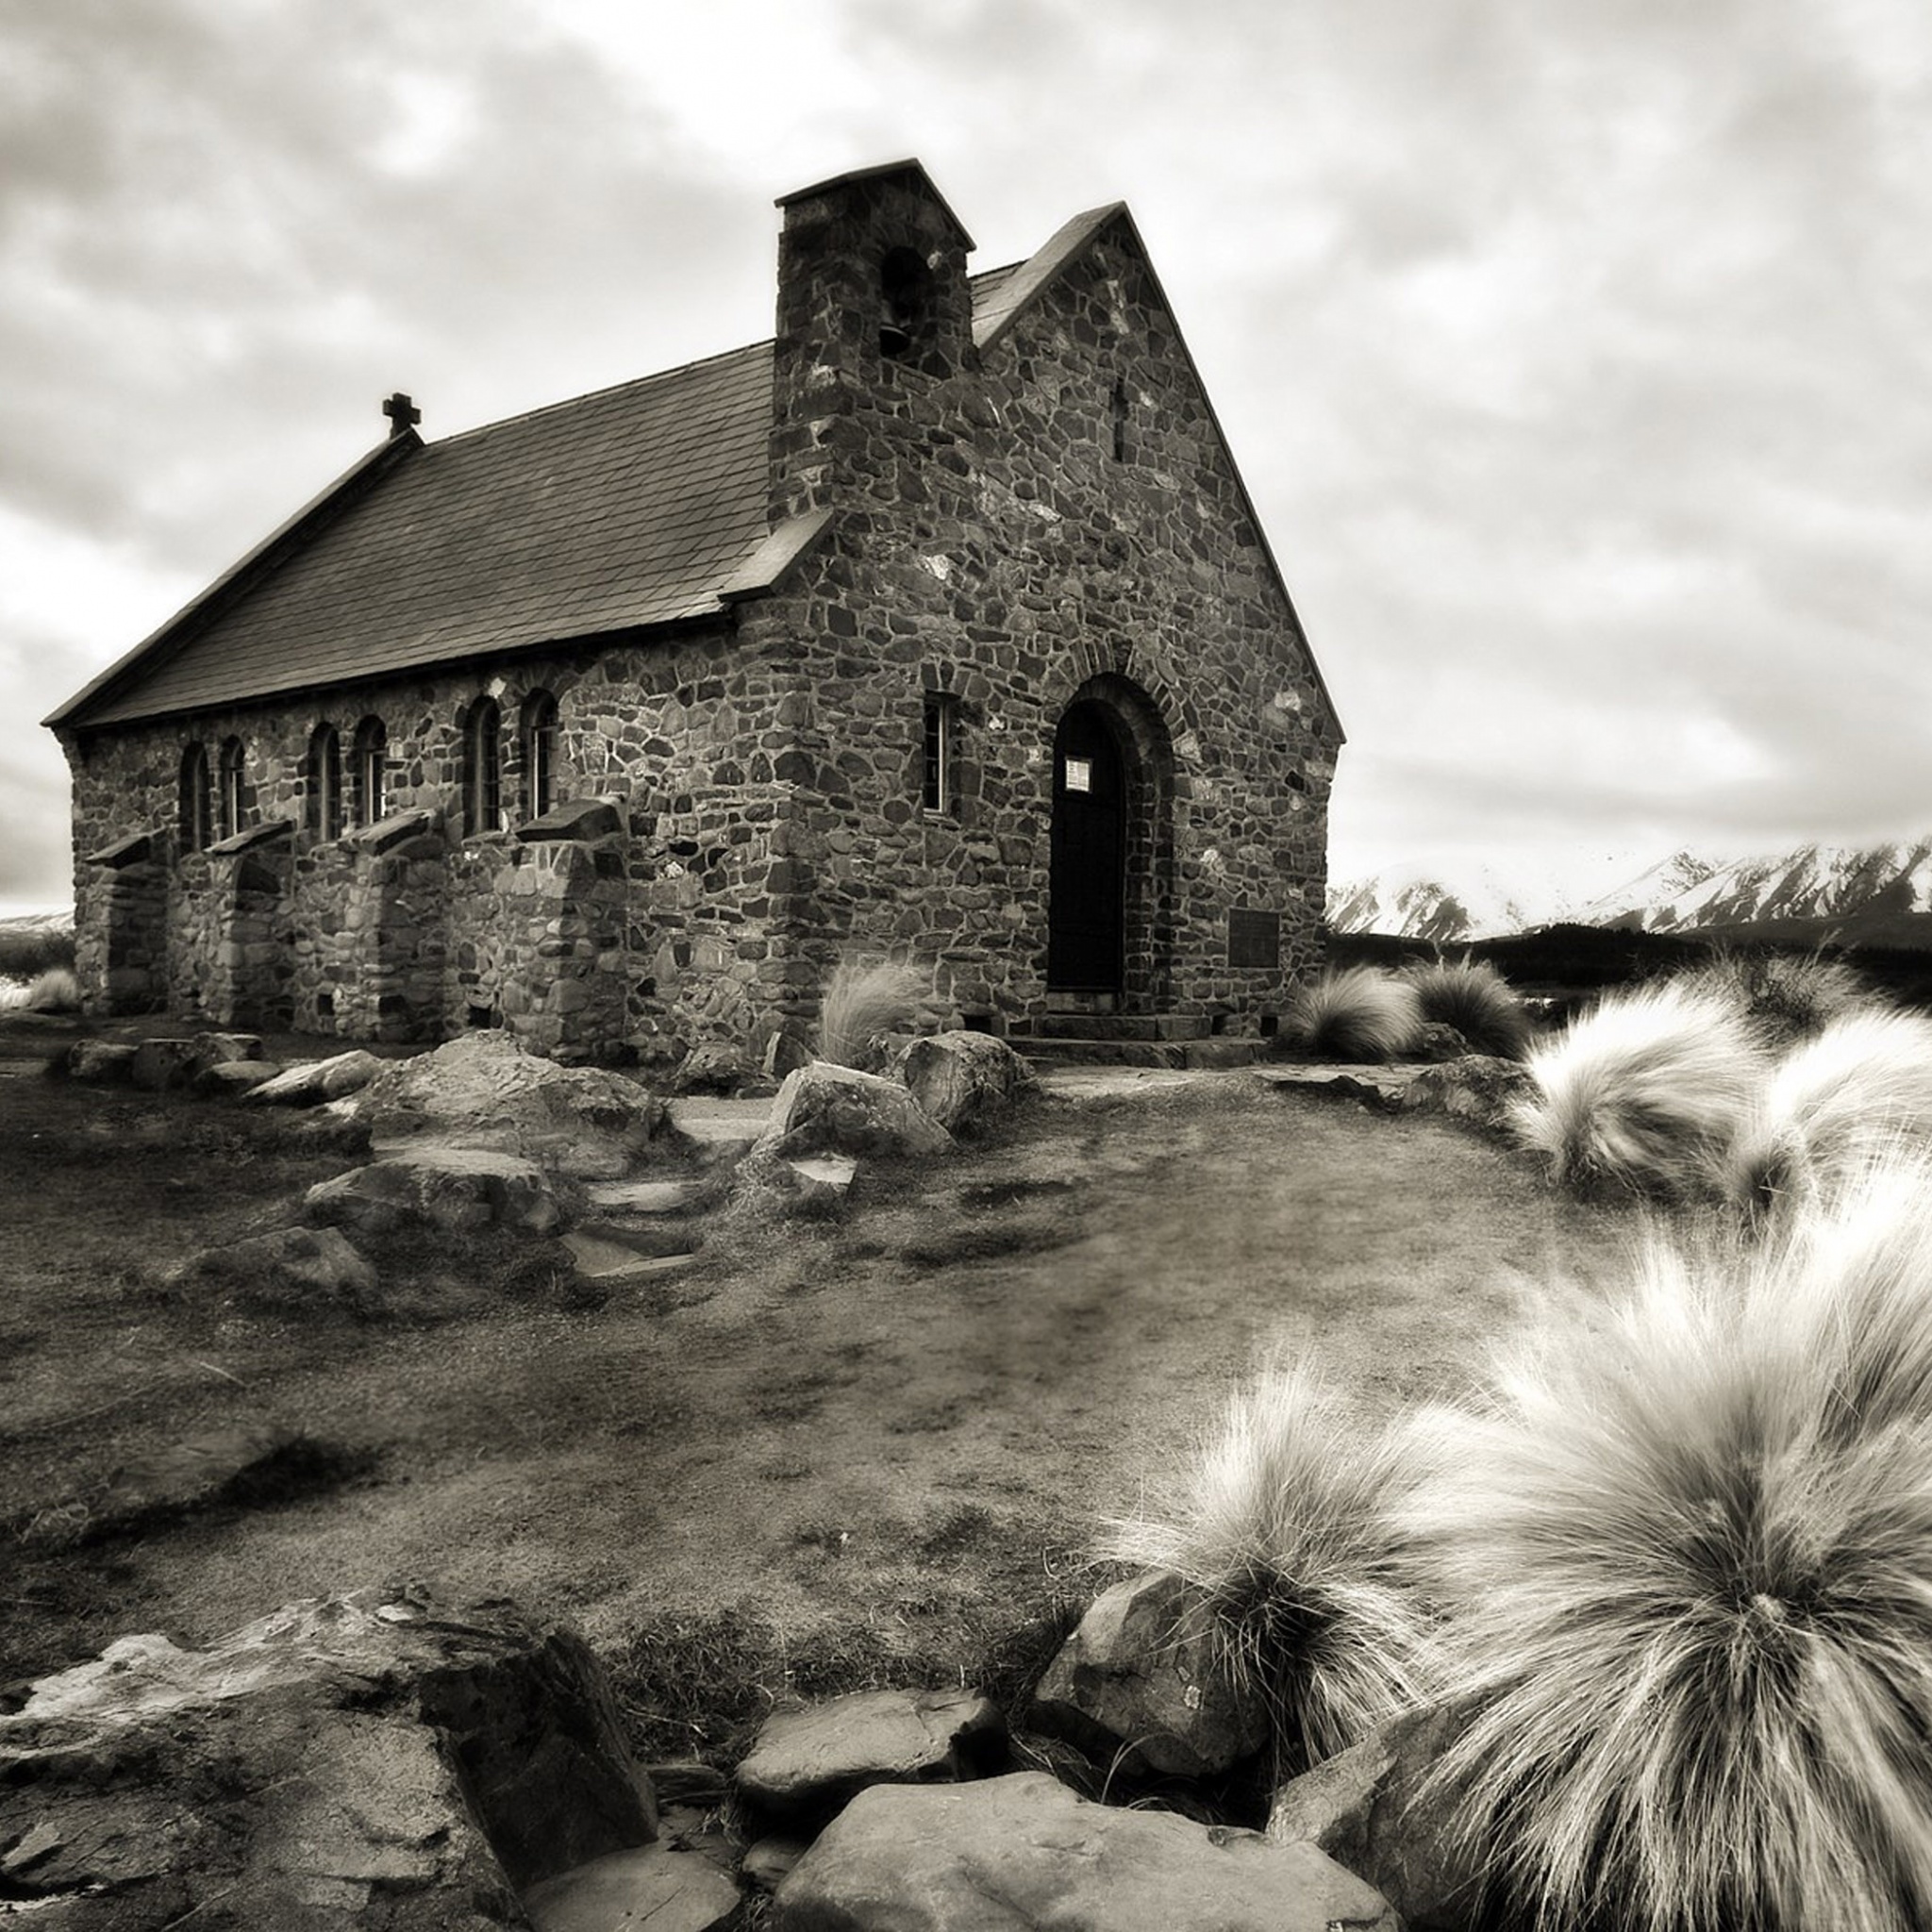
[755,1062,952,1161]
[306,1145,569,1236]
[787,1154,857,1204]
[1254,1064,1422,1110]
[194,1057,282,1097]
[562,1230,697,1282]
[1032,1568,1267,1778]
[897,1031,1034,1132]
[524,1843,740,1932]
[737,1688,1006,1823]
[585,1177,704,1216]
[90,1423,302,1534]
[192,1029,264,1066]
[769,1771,1399,1931]
[244,1048,389,1107]
[1268,1701,1485,1932]
[0,1586,658,1927]
[354,1032,665,1178]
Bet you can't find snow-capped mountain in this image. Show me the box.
[1324,869,1548,942]
[1330,837,1932,942]
[1577,839,1932,935]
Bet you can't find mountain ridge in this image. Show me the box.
[1329,836,1932,945]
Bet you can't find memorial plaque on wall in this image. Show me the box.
[1227,908,1280,970]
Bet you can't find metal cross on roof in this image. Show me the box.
[382,391,422,438]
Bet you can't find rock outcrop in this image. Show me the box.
[351,1032,666,1178]
[0,1586,658,1928]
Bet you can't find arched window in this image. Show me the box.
[216,737,245,842]
[520,689,558,822]
[179,742,211,853]
[307,724,343,839]
[351,716,388,828]
[462,697,503,837]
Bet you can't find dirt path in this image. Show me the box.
[0,1044,1623,1725]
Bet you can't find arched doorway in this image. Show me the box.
[1048,701,1128,998]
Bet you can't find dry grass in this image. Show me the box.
[1725,1007,1932,1220]
[814,958,926,1072]
[1409,1158,1932,1932]
[1674,947,1872,1048]
[1286,967,1424,1062]
[1512,979,1767,1199]
[1403,958,1532,1058]
[1103,1362,1439,1780]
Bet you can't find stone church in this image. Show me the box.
[48,161,1340,1071]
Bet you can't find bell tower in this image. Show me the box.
[768,159,977,523]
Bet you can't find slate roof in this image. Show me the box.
[49,230,1328,732]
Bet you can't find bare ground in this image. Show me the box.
[0,1020,1627,1757]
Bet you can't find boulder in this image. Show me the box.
[306,1146,569,1237]
[737,1688,1006,1823]
[128,1037,202,1091]
[352,1033,665,1178]
[1400,1054,1533,1131]
[1031,1568,1266,1778]
[1267,1702,1486,1931]
[523,1843,740,1932]
[192,1030,264,1066]
[755,1062,952,1161]
[194,1058,282,1098]
[245,1048,389,1107]
[175,1224,378,1306]
[0,1586,658,1928]
[672,1040,771,1096]
[769,1772,1399,1931]
[897,1030,1034,1132]
[66,1040,138,1083]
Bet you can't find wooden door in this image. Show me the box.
[1048,702,1125,993]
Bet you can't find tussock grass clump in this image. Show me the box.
[814,957,926,1072]
[24,966,80,1013]
[1103,1364,1438,1778]
[0,924,75,981]
[1410,1161,1932,1932]
[1675,946,1871,1048]
[1725,1007,1932,1219]
[1512,979,1765,1199]
[1403,958,1533,1058]
[1286,967,1424,1062]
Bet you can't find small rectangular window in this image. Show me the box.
[922,696,953,816]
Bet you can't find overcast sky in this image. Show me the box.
[5,0,1929,916]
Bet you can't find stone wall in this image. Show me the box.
[746,192,1335,1036]
[57,180,1336,1064]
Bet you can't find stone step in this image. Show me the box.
[1014,1037,1270,1072]
[583,1177,707,1217]
[1025,1013,1212,1042]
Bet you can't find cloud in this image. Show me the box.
[2,0,1929,914]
